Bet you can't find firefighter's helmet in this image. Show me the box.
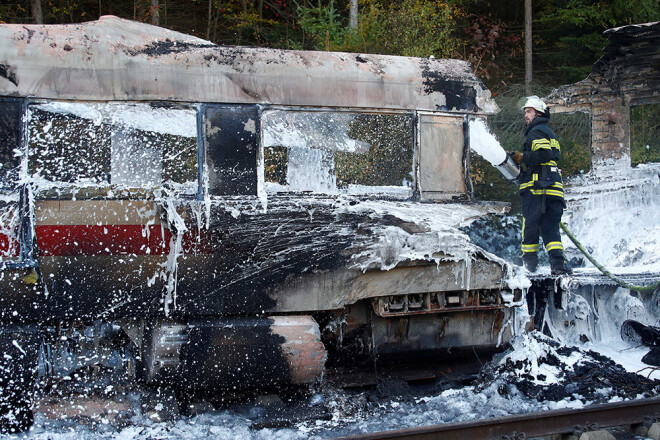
[519,95,547,113]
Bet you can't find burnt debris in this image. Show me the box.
[622,320,660,366]
[478,333,660,403]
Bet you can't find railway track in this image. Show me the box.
[331,396,660,440]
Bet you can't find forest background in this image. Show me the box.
[1,0,659,204]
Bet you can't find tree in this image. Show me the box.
[524,0,532,94]
[30,0,43,23]
[296,0,457,57]
[151,0,159,25]
[349,0,357,29]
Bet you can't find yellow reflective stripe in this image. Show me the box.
[520,183,563,193]
[531,139,560,151]
[529,189,564,197]
[522,244,540,253]
[540,161,557,166]
[520,186,564,195]
[532,174,538,181]
[531,139,551,150]
[531,139,551,151]
[545,241,564,251]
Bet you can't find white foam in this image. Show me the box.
[468,118,507,166]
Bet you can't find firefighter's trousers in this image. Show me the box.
[521,192,565,260]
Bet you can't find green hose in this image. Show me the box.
[559,222,660,292]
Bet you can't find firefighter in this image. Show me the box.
[509,96,572,275]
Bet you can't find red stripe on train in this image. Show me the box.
[0,234,19,258]
[36,225,208,256]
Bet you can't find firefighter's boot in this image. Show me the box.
[550,255,572,275]
[522,253,538,273]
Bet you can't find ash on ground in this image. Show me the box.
[478,331,660,403]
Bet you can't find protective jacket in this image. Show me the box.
[517,117,563,200]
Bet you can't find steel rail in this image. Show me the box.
[330,396,660,440]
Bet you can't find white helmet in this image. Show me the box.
[520,95,547,113]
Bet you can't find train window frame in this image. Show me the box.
[260,107,417,198]
[25,100,200,199]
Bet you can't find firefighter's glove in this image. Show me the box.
[508,151,523,165]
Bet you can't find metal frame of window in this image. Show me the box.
[258,105,418,198]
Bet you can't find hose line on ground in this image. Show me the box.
[559,222,660,292]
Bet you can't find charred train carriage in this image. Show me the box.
[0,16,523,409]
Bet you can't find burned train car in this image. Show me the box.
[0,16,522,415]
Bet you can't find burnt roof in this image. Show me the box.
[0,16,497,114]
[593,21,660,77]
[547,21,660,109]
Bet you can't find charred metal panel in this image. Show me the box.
[34,256,167,320]
[173,199,508,315]
[173,197,363,315]
[0,99,22,188]
[273,258,508,312]
[371,310,511,356]
[0,63,18,87]
[271,316,327,384]
[205,106,258,196]
[0,192,510,319]
[179,316,326,391]
[0,270,47,322]
[0,325,40,432]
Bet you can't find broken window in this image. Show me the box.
[27,102,198,194]
[262,110,414,195]
[631,104,660,166]
[205,106,259,197]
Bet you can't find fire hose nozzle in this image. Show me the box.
[496,154,521,182]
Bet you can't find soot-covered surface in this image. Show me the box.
[7,331,660,439]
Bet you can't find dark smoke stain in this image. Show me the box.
[420,60,480,112]
[356,55,367,63]
[180,318,291,393]
[126,38,216,56]
[224,73,261,100]
[21,27,35,44]
[0,63,18,87]
[203,46,287,73]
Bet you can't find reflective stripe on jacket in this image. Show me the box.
[517,117,563,200]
